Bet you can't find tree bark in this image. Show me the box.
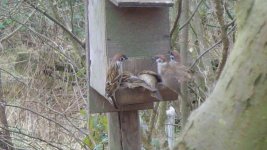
[179,0,190,128]
[173,0,267,149]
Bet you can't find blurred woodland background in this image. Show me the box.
[0,0,237,149]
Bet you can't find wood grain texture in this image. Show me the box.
[109,0,174,7]
[108,111,141,150]
[108,112,123,150]
[106,0,170,57]
[89,87,153,113]
[89,0,107,96]
[120,111,141,150]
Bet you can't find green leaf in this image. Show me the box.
[83,136,90,146]
[4,19,13,25]
[0,24,5,30]
[76,67,86,77]
[79,109,87,116]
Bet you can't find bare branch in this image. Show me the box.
[0,10,36,43]
[213,0,230,80]
[0,126,63,150]
[3,103,84,145]
[179,0,205,31]
[170,0,183,38]
[190,24,236,69]
[23,0,85,49]
[0,68,27,85]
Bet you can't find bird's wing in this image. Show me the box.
[105,64,121,97]
[120,73,157,91]
[138,70,162,82]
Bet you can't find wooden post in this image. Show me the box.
[108,111,141,150]
[87,1,174,149]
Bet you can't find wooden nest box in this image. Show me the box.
[89,0,176,113]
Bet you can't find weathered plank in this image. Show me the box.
[89,87,153,113]
[108,111,141,150]
[109,0,174,7]
[89,0,107,96]
[106,1,170,57]
[116,83,178,105]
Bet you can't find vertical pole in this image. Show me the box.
[108,110,141,150]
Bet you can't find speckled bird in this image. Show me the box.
[105,53,128,109]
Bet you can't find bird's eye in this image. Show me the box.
[157,59,163,63]
[120,57,125,61]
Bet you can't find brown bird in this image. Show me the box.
[168,51,191,82]
[153,54,191,93]
[105,53,128,109]
[120,71,162,100]
[169,50,181,63]
[153,54,179,93]
[138,70,163,100]
[120,71,156,91]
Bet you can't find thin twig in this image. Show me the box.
[0,127,63,150]
[4,103,84,145]
[170,0,183,38]
[0,68,27,85]
[10,17,79,71]
[23,0,85,49]
[224,2,234,20]
[190,24,236,69]
[0,10,36,43]
[179,0,205,31]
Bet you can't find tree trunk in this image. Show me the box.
[0,71,13,150]
[179,0,191,128]
[173,0,267,149]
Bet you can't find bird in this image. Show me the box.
[152,54,191,93]
[138,70,163,100]
[168,51,191,82]
[152,54,179,93]
[169,50,181,63]
[105,53,128,109]
[120,71,155,91]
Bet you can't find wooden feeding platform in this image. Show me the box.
[90,57,178,113]
[86,0,175,149]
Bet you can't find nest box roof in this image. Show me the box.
[109,0,174,7]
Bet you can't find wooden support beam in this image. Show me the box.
[108,111,141,150]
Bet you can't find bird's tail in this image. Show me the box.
[109,96,118,109]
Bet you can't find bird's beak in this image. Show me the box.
[151,56,157,64]
[167,51,172,55]
[123,55,128,60]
